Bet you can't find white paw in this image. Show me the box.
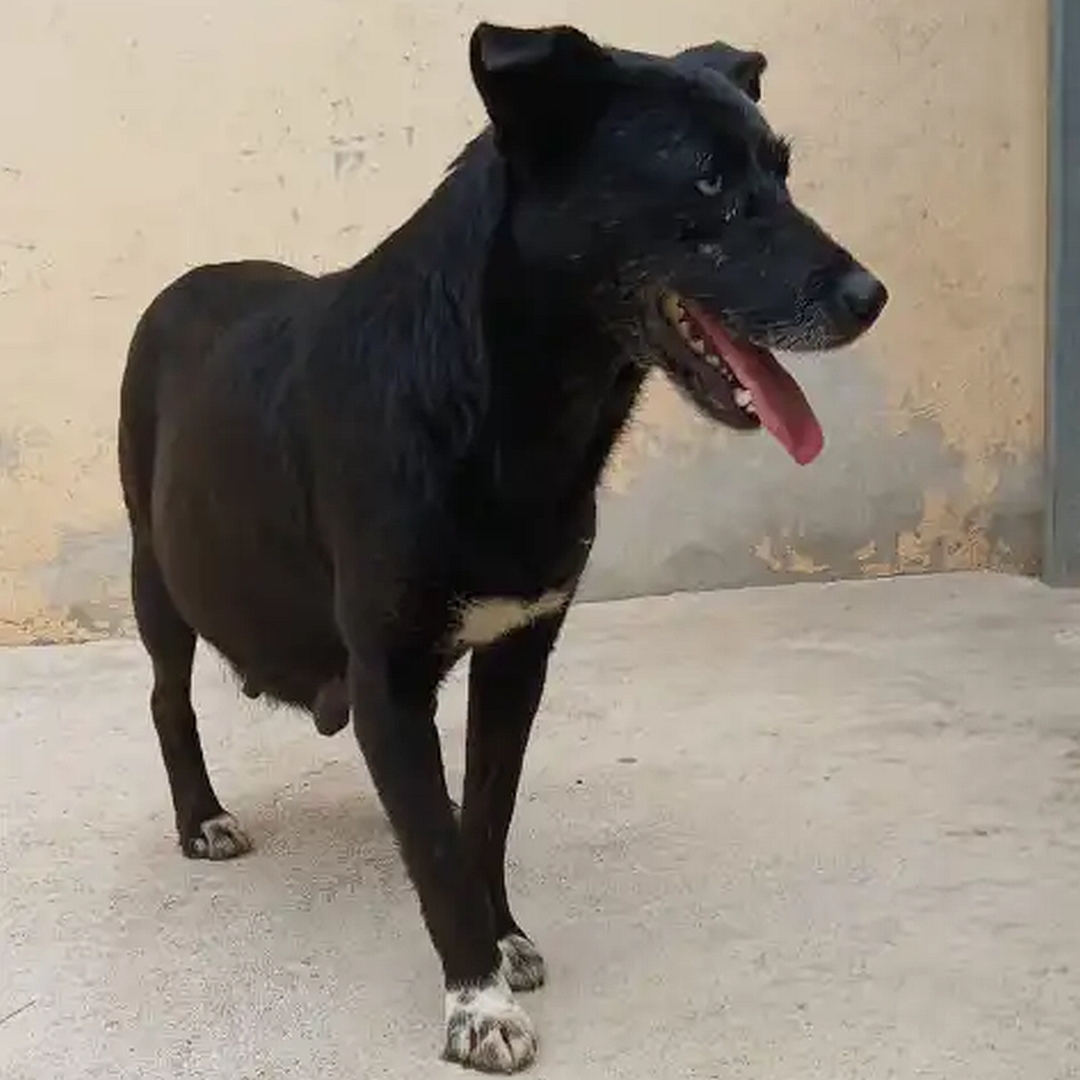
[444,972,537,1073]
[187,813,253,860]
[499,933,546,992]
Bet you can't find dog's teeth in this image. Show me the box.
[690,338,706,354]
[734,387,753,409]
[661,293,684,324]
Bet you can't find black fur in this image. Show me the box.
[119,23,886,1071]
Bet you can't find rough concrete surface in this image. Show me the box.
[2,572,1080,1079]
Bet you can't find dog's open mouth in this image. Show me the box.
[653,291,824,465]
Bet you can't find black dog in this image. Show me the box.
[118,23,886,1072]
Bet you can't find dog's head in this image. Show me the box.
[470,23,888,465]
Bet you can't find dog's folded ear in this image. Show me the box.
[469,23,613,165]
[672,42,767,102]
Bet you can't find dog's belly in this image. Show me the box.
[173,571,343,707]
[152,491,343,705]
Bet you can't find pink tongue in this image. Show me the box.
[690,306,824,465]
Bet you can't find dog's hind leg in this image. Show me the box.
[131,537,252,860]
[462,611,567,995]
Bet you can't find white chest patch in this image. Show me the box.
[453,590,570,648]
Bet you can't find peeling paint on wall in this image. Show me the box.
[578,362,1042,602]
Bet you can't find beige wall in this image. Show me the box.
[0,0,1048,644]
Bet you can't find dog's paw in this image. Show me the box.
[444,973,537,1073]
[499,933,546,992]
[183,813,253,860]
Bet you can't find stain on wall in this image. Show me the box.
[0,0,1048,644]
[582,362,1041,601]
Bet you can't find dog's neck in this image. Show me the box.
[476,229,645,507]
[357,130,647,513]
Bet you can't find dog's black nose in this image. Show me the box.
[836,269,888,328]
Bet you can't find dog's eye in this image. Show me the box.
[695,174,724,198]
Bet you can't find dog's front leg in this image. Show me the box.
[347,647,538,1073]
[462,610,568,995]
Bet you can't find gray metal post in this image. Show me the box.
[1046,0,1080,584]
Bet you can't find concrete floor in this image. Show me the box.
[2,572,1080,1079]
